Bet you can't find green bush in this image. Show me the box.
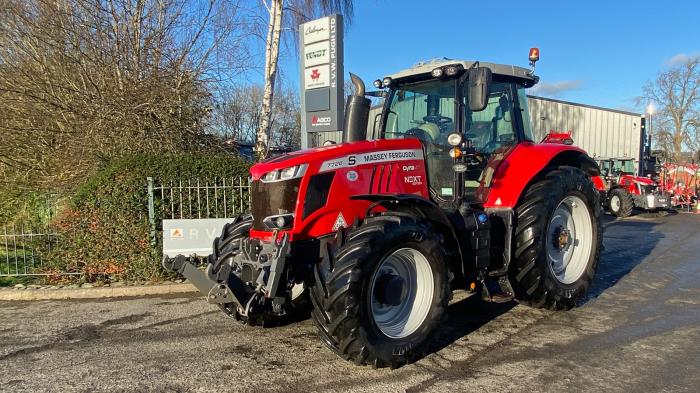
[45,153,251,282]
[0,189,58,227]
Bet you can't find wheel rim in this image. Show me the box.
[610,195,620,212]
[370,248,434,339]
[546,195,593,285]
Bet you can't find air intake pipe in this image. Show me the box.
[343,73,371,143]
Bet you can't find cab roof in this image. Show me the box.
[386,58,538,87]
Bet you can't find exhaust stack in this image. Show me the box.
[343,73,371,143]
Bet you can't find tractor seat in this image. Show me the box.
[415,122,440,142]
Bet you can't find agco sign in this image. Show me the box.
[311,115,331,127]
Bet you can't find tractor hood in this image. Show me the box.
[250,139,424,180]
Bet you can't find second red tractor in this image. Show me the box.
[597,158,670,217]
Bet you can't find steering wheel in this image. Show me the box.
[423,115,452,126]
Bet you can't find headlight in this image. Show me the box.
[280,166,297,180]
[447,132,463,146]
[262,171,278,182]
[263,213,294,230]
[260,164,308,183]
[444,65,463,76]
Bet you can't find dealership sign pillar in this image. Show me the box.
[300,14,344,149]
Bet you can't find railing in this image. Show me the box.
[0,224,62,277]
[0,177,252,277]
[146,176,251,245]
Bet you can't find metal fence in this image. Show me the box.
[0,177,252,277]
[146,176,251,244]
[0,224,61,277]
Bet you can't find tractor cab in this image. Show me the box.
[598,158,636,178]
[373,60,537,205]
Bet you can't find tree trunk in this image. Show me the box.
[256,0,284,161]
[673,135,684,163]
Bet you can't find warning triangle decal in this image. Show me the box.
[332,212,348,231]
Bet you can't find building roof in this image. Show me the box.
[528,95,641,117]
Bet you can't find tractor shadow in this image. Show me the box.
[583,215,664,302]
[421,215,664,360]
[630,208,678,219]
[424,293,516,357]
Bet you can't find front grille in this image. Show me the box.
[302,172,335,219]
[640,184,655,195]
[250,178,302,231]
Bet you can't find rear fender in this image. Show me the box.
[482,143,601,208]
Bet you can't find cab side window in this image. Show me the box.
[463,82,516,153]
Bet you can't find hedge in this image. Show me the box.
[45,153,251,282]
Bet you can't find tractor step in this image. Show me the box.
[488,291,515,303]
[487,267,508,277]
[481,276,515,303]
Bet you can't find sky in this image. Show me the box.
[277,0,700,114]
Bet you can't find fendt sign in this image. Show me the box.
[299,15,344,148]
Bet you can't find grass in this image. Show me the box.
[0,251,43,286]
[0,275,31,287]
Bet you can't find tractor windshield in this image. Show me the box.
[383,79,458,143]
[382,77,526,200]
[599,159,636,177]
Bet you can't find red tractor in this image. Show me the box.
[164,54,603,368]
[597,158,670,217]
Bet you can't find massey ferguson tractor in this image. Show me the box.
[164,51,603,368]
[597,158,670,217]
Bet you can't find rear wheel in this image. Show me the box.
[510,167,602,310]
[608,188,633,217]
[211,214,308,326]
[310,215,450,368]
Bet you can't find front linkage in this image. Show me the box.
[162,229,292,322]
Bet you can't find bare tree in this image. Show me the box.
[270,87,301,148]
[641,57,700,162]
[255,0,353,160]
[212,84,300,148]
[0,0,252,192]
[211,85,264,144]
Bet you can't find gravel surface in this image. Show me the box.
[1,213,699,392]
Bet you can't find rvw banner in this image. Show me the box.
[162,218,233,258]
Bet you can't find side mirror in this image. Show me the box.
[468,67,492,112]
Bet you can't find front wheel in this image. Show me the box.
[608,188,633,217]
[510,166,602,310]
[310,215,450,368]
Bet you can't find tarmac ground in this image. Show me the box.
[1,212,699,392]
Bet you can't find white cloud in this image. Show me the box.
[667,53,700,65]
[528,80,582,97]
